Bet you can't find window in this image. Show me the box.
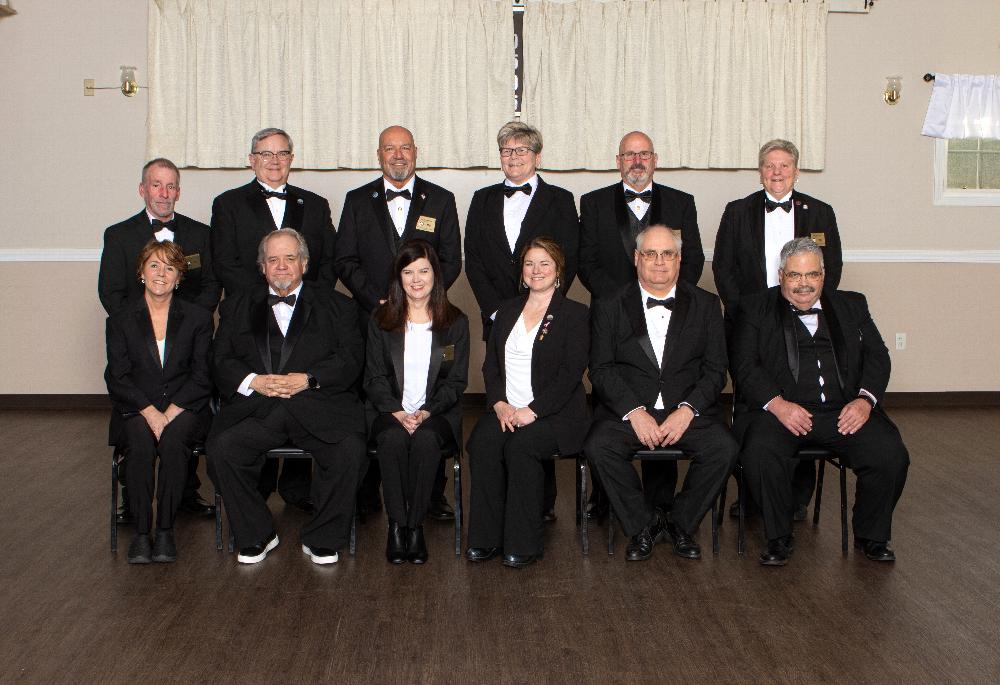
[933,138,1000,206]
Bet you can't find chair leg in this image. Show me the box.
[350,513,357,557]
[814,458,826,525]
[578,458,589,556]
[839,462,848,556]
[110,453,119,553]
[607,507,616,556]
[737,465,746,557]
[711,491,720,557]
[227,512,234,554]
[214,490,223,551]
[453,458,462,557]
[717,475,728,530]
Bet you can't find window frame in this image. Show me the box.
[933,138,1000,207]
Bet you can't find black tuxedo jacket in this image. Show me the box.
[99,211,221,316]
[713,190,843,322]
[210,179,337,296]
[589,280,727,422]
[104,297,214,445]
[483,291,590,455]
[363,312,470,447]
[464,176,579,335]
[578,182,704,297]
[731,287,890,417]
[211,284,364,444]
[335,176,461,312]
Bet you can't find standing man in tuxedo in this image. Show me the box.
[732,238,908,565]
[578,131,706,517]
[211,128,338,510]
[99,158,221,521]
[207,229,367,565]
[464,121,579,521]
[336,125,462,519]
[584,225,736,561]
[713,139,844,519]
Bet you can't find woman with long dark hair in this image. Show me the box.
[364,239,469,564]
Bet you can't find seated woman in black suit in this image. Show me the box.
[105,239,213,564]
[465,237,590,568]
[364,239,469,564]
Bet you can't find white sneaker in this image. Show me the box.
[236,532,279,564]
[302,544,339,565]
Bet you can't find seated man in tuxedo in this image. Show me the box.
[335,125,462,519]
[578,131,707,520]
[732,237,909,566]
[99,157,221,521]
[585,225,737,561]
[207,229,367,565]
[211,127,338,512]
[464,120,580,522]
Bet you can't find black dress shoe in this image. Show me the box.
[427,497,455,521]
[793,505,808,522]
[127,533,152,564]
[465,546,500,562]
[237,531,279,564]
[178,494,216,517]
[625,513,666,561]
[543,508,557,523]
[759,535,794,566]
[855,538,896,562]
[151,529,177,563]
[288,497,315,515]
[664,517,701,559]
[386,521,407,564]
[407,526,428,564]
[502,552,541,569]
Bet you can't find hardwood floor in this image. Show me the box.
[0,407,998,684]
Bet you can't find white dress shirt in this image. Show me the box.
[258,180,287,229]
[146,210,175,242]
[385,177,416,236]
[155,338,166,367]
[237,282,304,396]
[640,284,676,410]
[623,181,652,221]
[401,320,433,414]
[764,190,795,287]
[505,313,542,408]
[503,174,538,253]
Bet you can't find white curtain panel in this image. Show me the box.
[147,0,513,169]
[922,74,1000,139]
[522,0,828,170]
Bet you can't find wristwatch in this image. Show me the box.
[307,374,320,390]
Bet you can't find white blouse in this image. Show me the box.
[504,313,541,408]
[401,320,433,414]
[156,338,166,367]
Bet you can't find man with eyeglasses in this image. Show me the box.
[584,225,736,561]
[464,121,579,522]
[210,127,338,512]
[335,125,462,520]
[732,237,908,566]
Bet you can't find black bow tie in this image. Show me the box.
[150,219,176,231]
[646,296,675,311]
[386,188,412,201]
[260,188,288,200]
[504,183,532,198]
[792,307,821,316]
[268,293,297,307]
[765,198,793,213]
[625,189,652,204]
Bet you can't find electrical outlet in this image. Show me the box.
[84,79,95,96]
[895,333,906,350]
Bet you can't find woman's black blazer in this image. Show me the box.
[104,297,214,445]
[363,310,470,448]
[482,291,590,455]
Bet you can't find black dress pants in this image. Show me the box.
[257,455,313,504]
[585,412,738,538]
[208,404,368,550]
[466,414,560,556]
[740,408,908,542]
[120,411,200,534]
[373,414,455,529]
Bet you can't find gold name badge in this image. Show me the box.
[442,344,455,361]
[185,253,202,269]
[810,233,826,247]
[416,216,436,233]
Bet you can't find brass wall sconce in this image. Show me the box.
[884,76,902,105]
[83,66,145,97]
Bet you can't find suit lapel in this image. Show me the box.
[623,282,658,370]
[493,295,526,381]
[246,180,280,231]
[278,288,313,372]
[135,302,160,369]
[778,295,799,382]
[251,295,272,374]
[368,179,400,255]
[647,182,664,227]
[402,177,430,240]
[750,191,768,287]
[514,177,553,257]
[661,285,689,374]
[792,190,809,238]
[162,298,185,370]
[820,293,848,391]
[425,328,444,401]
[485,185,511,256]
[612,184,634,260]
[282,186,305,230]
[389,328,406,396]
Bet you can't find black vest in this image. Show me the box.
[787,314,846,410]
[267,308,285,373]
[627,203,651,244]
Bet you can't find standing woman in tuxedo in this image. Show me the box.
[465,237,590,568]
[364,240,469,564]
[105,240,213,564]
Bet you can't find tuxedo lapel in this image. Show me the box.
[820,294,848,391]
[778,296,799,382]
[514,178,554,257]
[622,283,658,370]
[251,296,272,374]
[485,185,511,256]
[162,298,185,370]
[792,190,809,238]
[612,185,634,260]
[661,285,690,374]
[648,183,664,227]
[425,328,444,400]
[135,303,160,369]
[402,177,430,240]
[390,329,406,396]
[749,191,768,287]
[279,289,313,372]
[246,181,280,231]
[282,186,305,230]
[367,180,400,255]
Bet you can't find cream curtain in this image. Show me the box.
[522,0,828,170]
[922,74,1000,139]
[147,0,513,169]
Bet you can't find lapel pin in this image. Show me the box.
[372,191,379,198]
[420,193,426,200]
[297,198,304,205]
[546,314,554,321]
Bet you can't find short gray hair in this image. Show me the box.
[497,121,543,153]
[758,139,799,168]
[141,158,180,185]
[635,224,683,253]
[257,228,310,270]
[778,237,824,270]
[251,127,294,154]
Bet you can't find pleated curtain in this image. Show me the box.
[922,74,1000,139]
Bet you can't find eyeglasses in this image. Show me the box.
[252,150,293,161]
[500,146,534,158]
[638,249,679,262]
[782,270,823,282]
[619,151,654,161]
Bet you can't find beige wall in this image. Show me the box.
[1,0,998,394]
